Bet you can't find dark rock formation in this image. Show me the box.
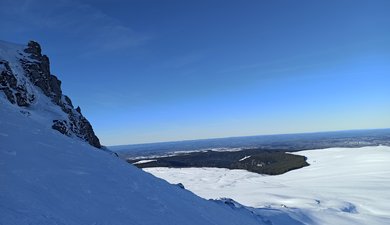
[21,41,62,105]
[52,120,71,136]
[0,60,35,106]
[100,146,119,157]
[211,198,245,210]
[176,183,185,189]
[0,40,101,148]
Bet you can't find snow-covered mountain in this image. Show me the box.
[0,40,100,148]
[0,40,263,225]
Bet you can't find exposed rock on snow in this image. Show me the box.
[0,40,100,148]
[0,98,266,225]
[0,40,264,225]
[0,59,34,106]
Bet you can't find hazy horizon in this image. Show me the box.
[2,0,389,145]
[109,127,390,147]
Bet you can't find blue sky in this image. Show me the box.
[1,0,389,145]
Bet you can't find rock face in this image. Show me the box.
[0,60,35,106]
[21,41,63,105]
[0,40,101,148]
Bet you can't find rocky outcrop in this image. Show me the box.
[21,41,63,105]
[0,60,35,106]
[0,40,101,148]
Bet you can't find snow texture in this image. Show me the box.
[0,41,263,225]
[145,146,390,225]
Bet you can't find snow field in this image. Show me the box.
[145,146,390,225]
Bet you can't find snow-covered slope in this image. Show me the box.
[145,146,390,225]
[0,41,263,225]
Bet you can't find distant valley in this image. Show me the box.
[129,149,309,175]
[113,128,390,159]
[114,129,390,175]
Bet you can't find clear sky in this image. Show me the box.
[1,0,389,145]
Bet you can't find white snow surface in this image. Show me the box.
[0,89,266,225]
[133,159,157,164]
[145,146,390,225]
[0,41,263,225]
[239,155,251,161]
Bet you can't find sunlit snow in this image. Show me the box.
[145,146,390,225]
[0,40,262,225]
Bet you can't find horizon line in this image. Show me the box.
[107,127,390,147]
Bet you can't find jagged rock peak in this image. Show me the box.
[0,40,101,148]
[24,40,42,58]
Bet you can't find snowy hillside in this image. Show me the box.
[0,41,263,225]
[3,40,389,225]
[145,146,390,225]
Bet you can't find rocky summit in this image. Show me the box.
[0,40,101,148]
